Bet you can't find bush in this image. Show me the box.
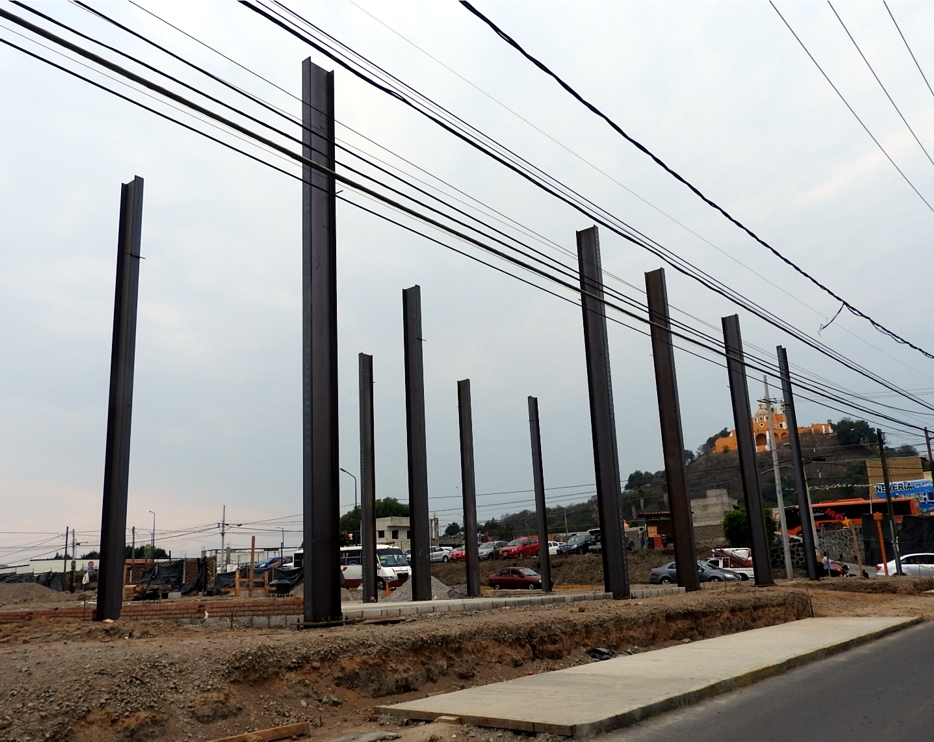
[723,508,776,548]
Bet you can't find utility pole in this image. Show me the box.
[528,396,552,593]
[70,530,77,593]
[149,510,155,560]
[458,380,481,598]
[877,429,904,575]
[63,527,69,573]
[763,377,793,579]
[219,505,227,559]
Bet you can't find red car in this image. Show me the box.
[488,567,542,590]
[498,537,539,559]
[449,547,467,561]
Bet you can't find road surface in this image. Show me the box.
[600,619,934,742]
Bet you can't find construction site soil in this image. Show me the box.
[1,573,932,742]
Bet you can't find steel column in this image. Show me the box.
[457,380,481,598]
[359,353,377,603]
[528,396,552,593]
[722,315,773,586]
[96,176,144,622]
[577,226,629,599]
[777,346,818,580]
[302,58,341,624]
[403,285,432,601]
[645,269,698,592]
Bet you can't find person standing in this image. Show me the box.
[822,552,831,577]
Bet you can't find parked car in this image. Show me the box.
[565,532,594,554]
[255,557,283,570]
[429,546,453,563]
[650,560,744,584]
[403,549,412,563]
[488,566,542,590]
[547,541,561,556]
[499,537,539,559]
[478,540,509,560]
[876,553,934,577]
[449,546,467,561]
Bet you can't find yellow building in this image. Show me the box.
[714,402,832,454]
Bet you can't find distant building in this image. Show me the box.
[714,402,832,454]
[376,517,410,546]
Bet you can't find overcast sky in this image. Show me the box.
[2,1,934,564]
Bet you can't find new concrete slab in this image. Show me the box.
[378,616,919,737]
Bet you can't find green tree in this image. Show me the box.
[444,521,461,537]
[625,470,662,490]
[698,428,729,456]
[895,444,919,457]
[683,449,696,465]
[338,497,412,537]
[722,508,776,548]
[841,462,868,485]
[832,418,873,446]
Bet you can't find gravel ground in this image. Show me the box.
[0,578,929,742]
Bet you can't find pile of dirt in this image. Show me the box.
[808,575,934,594]
[0,582,79,608]
[431,550,683,588]
[385,576,461,602]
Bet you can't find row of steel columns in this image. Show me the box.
[93,59,821,623]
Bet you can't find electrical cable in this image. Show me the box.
[770,1,934,218]
[883,1,934,105]
[828,1,934,171]
[3,8,933,433]
[245,0,934,413]
[460,0,934,360]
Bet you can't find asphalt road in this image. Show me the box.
[599,620,934,742]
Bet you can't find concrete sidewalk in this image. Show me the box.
[378,616,920,737]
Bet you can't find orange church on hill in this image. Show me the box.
[714,401,833,454]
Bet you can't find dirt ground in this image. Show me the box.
[1,575,931,742]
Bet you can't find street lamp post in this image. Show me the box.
[148,510,155,562]
[340,468,359,542]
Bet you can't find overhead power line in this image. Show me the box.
[769,1,934,218]
[3,4,934,433]
[883,1,934,105]
[459,0,934,361]
[828,2,934,172]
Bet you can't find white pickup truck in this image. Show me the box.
[707,548,754,580]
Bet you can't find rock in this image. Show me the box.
[320,694,342,707]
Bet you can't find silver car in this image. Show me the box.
[876,552,934,576]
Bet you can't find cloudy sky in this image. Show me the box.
[2,1,934,564]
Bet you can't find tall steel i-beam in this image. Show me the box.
[577,226,629,599]
[96,176,144,622]
[302,58,341,624]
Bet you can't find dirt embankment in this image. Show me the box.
[431,550,677,587]
[0,586,810,742]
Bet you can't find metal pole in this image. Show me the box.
[577,226,629,599]
[458,380,481,598]
[645,268,698,592]
[149,510,155,559]
[359,353,378,603]
[528,396,553,593]
[63,527,68,574]
[764,377,793,580]
[877,429,903,575]
[96,176,144,621]
[403,285,432,601]
[302,58,341,624]
[722,315,773,586]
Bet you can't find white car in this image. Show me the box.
[429,546,453,563]
[876,552,934,577]
[548,541,561,556]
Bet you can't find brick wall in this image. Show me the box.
[0,597,303,625]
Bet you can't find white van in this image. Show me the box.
[290,545,410,591]
[339,546,410,591]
